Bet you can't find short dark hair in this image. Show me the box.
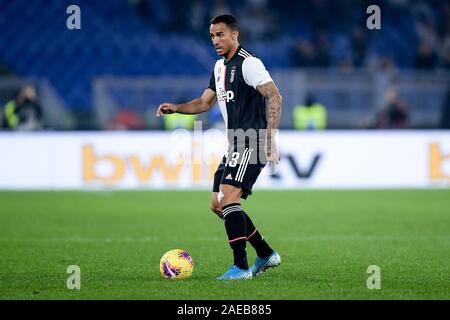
[210,14,238,31]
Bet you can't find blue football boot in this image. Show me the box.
[250,251,281,277]
[216,265,252,280]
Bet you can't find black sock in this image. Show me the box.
[242,211,274,259]
[222,203,248,270]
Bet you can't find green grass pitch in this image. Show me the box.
[0,190,449,300]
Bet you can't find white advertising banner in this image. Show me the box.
[0,131,449,189]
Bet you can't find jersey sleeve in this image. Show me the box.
[242,56,273,89]
[207,70,216,92]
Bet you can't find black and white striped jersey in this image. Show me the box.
[208,46,273,133]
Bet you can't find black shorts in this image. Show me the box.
[212,146,267,199]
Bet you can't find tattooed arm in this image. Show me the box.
[257,81,282,164]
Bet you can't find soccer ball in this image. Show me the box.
[160,249,194,279]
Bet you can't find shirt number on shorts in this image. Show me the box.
[227,152,240,167]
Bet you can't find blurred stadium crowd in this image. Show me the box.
[0,0,449,130]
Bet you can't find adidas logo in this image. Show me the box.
[225,174,233,180]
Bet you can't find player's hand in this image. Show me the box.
[156,103,178,117]
[266,140,280,165]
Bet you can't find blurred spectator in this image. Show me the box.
[415,17,438,49]
[160,0,190,33]
[291,30,330,68]
[189,0,208,37]
[291,40,318,68]
[106,109,145,130]
[439,37,450,69]
[413,11,440,70]
[415,40,438,69]
[412,1,435,27]
[375,87,409,129]
[293,94,327,130]
[237,0,276,41]
[0,60,10,75]
[339,56,354,72]
[314,29,331,68]
[1,85,43,131]
[439,88,450,129]
[377,57,397,72]
[351,27,367,68]
[368,55,397,73]
[128,0,151,20]
[309,0,332,30]
[441,2,450,37]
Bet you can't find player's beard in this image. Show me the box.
[217,46,229,58]
[222,48,231,59]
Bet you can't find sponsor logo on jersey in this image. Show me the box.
[218,90,234,102]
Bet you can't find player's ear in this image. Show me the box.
[231,30,237,41]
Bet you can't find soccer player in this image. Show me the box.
[156,14,282,280]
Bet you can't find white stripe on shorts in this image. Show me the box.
[237,148,253,182]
